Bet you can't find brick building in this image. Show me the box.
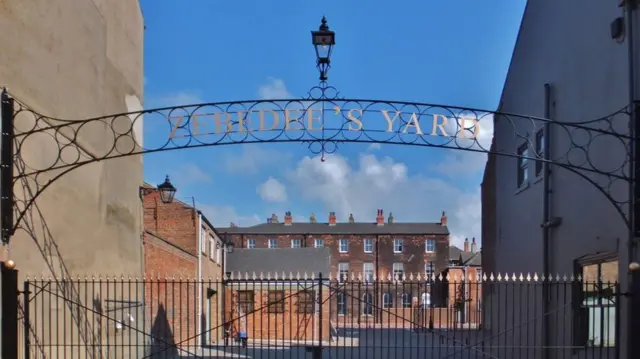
[224,248,332,343]
[217,209,450,326]
[141,181,227,346]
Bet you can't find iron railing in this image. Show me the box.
[18,273,619,359]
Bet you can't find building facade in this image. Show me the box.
[142,183,226,346]
[218,209,450,326]
[481,0,632,356]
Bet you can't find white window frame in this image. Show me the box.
[425,239,435,253]
[363,262,374,283]
[382,293,392,308]
[393,238,404,253]
[363,238,373,253]
[337,292,346,316]
[425,262,435,284]
[268,238,277,249]
[200,229,207,254]
[476,268,483,282]
[338,262,349,282]
[392,262,404,279]
[314,238,324,248]
[401,293,412,308]
[291,239,301,248]
[517,143,529,188]
[339,239,349,253]
[247,239,256,249]
[361,292,374,316]
[216,241,222,263]
[209,237,215,260]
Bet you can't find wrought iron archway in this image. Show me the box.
[0,80,633,243]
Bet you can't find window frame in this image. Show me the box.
[401,293,412,308]
[209,237,215,260]
[392,262,404,280]
[517,143,529,188]
[363,238,373,253]
[267,290,286,314]
[247,238,256,249]
[339,239,349,253]
[268,238,277,249]
[237,290,255,313]
[336,291,347,316]
[382,292,393,309]
[361,292,374,316]
[572,253,618,350]
[393,238,404,253]
[425,239,436,253]
[296,290,316,314]
[363,262,374,283]
[314,238,324,248]
[424,262,435,283]
[291,239,302,248]
[338,262,349,282]
[535,129,545,177]
[200,230,207,254]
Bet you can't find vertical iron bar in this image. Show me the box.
[0,90,15,244]
[1,262,19,359]
[23,281,30,359]
[542,82,552,359]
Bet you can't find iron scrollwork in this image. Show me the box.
[0,86,634,242]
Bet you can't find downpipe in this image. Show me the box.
[197,213,203,346]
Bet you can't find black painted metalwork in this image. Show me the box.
[1,90,633,244]
[2,262,19,359]
[1,90,15,243]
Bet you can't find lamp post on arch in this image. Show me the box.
[156,175,177,204]
[311,16,336,82]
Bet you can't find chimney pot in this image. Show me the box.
[284,211,293,226]
[376,209,384,226]
[440,211,448,226]
[310,212,317,223]
[388,212,394,224]
[348,213,355,223]
[463,238,470,252]
[329,211,337,226]
[270,213,279,224]
[471,237,477,253]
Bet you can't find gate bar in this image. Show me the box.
[1,261,19,359]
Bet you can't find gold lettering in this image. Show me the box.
[169,116,187,138]
[306,108,324,131]
[347,109,363,131]
[402,113,424,135]
[259,109,280,131]
[191,114,206,136]
[285,109,303,130]
[214,112,233,133]
[431,114,449,136]
[381,110,401,132]
[457,117,480,139]
[237,111,253,133]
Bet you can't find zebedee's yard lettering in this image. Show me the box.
[168,107,481,139]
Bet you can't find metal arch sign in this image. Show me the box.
[166,103,483,140]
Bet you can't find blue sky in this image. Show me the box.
[139,0,526,248]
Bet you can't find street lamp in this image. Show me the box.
[224,238,235,253]
[311,16,335,82]
[157,175,177,204]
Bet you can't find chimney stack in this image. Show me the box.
[328,212,337,226]
[230,222,238,228]
[310,212,317,223]
[348,213,355,223]
[471,237,477,253]
[388,212,394,224]
[463,238,470,252]
[376,209,384,226]
[270,213,279,224]
[441,211,447,226]
[284,211,293,226]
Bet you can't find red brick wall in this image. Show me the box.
[225,233,449,279]
[143,232,198,346]
[224,286,331,342]
[143,189,198,256]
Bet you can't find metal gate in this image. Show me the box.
[3,266,622,359]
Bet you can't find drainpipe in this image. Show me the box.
[542,83,552,357]
[197,213,203,346]
[375,235,380,322]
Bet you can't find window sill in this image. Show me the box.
[393,251,403,254]
[425,251,435,254]
[339,251,349,254]
[364,251,373,254]
[515,182,529,195]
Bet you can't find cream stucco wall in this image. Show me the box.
[0,0,144,278]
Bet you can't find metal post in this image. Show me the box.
[313,272,323,359]
[1,261,19,359]
[0,90,15,244]
[23,281,30,359]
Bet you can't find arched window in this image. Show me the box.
[362,292,374,316]
[401,293,412,308]
[336,292,346,316]
[382,292,393,308]
[421,292,431,308]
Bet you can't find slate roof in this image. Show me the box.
[226,248,331,277]
[449,245,463,260]
[217,222,449,235]
[460,252,482,266]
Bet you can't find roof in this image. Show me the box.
[460,252,482,266]
[449,245,463,260]
[226,248,332,277]
[217,222,449,235]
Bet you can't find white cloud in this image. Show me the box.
[432,112,494,176]
[197,203,262,228]
[285,153,480,249]
[170,163,212,186]
[258,77,293,100]
[367,143,382,151]
[257,177,287,202]
[223,145,292,174]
